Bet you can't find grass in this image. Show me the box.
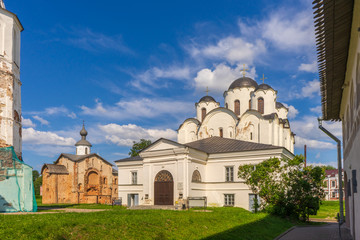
[0,206,294,240]
[310,200,344,220]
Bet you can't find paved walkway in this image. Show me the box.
[276,223,352,240]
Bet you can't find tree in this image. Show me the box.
[129,139,152,157]
[322,165,336,170]
[32,170,40,182]
[34,176,42,196]
[238,155,325,221]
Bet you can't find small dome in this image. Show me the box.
[80,125,88,136]
[276,102,287,109]
[257,83,273,91]
[228,77,258,90]
[199,95,216,102]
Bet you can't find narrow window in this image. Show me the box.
[225,166,234,182]
[258,98,264,114]
[219,128,223,138]
[224,194,235,206]
[249,100,251,109]
[332,192,336,198]
[250,132,253,140]
[201,108,206,122]
[225,103,228,109]
[85,148,88,155]
[131,172,137,184]
[234,100,240,115]
[332,181,336,188]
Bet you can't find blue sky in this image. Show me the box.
[7,0,342,171]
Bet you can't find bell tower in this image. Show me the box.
[0,2,24,157]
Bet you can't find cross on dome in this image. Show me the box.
[260,74,267,84]
[241,64,249,78]
[204,87,210,96]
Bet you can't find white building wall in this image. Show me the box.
[252,89,276,115]
[224,88,254,116]
[0,8,22,157]
[196,101,219,121]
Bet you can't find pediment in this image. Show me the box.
[142,138,184,152]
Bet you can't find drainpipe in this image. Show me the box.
[318,118,344,225]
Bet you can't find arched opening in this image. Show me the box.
[154,170,174,205]
[192,170,201,182]
[258,98,264,114]
[88,171,99,185]
[201,108,206,121]
[219,128,223,137]
[85,147,88,155]
[234,100,240,115]
[225,103,228,109]
[249,100,251,109]
[14,110,20,122]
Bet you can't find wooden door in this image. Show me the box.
[154,170,174,205]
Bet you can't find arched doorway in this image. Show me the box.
[154,170,173,205]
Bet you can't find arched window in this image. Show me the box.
[250,132,253,140]
[234,100,240,115]
[225,103,228,109]
[249,100,251,109]
[191,170,201,182]
[85,147,88,155]
[219,128,223,138]
[201,108,206,122]
[258,98,264,114]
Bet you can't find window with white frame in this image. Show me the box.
[131,171,137,184]
[332,192,336,198]
[224,194,235,206]
[225,166,234,182]
[331,181,336,188]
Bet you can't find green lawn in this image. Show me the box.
[0,206,294,240]
[310,201,344,220]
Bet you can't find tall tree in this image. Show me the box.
[129,139,152,157]
[238,155,325,221]
[32,170,40,182]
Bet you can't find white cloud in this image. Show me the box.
[80,98,193,121]
[310,105,322,115]
[66,28,133,54]
[254,10,315,50]
[283,104,298,119]
[295,136,335,149]
[299,61,318,73]
[194,63,256,93]
[292,115,342,149]
[98,123,177,146]
[315,152,320,159]
[21,117,36,128]
[294,79,320,99]
[33,116,50,125]
[26,106,77,119]
[190,37,266,65]
[130,66,191,91]
[23,128,76,146]
[308,161,338,168]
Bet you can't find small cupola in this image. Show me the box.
[75,123,92,155]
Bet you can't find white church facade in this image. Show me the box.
[115,76,295,210]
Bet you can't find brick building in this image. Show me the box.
[41,125,118,204]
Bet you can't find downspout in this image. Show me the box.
[318,118,344,225]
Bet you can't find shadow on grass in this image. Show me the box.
[201,215,292,240]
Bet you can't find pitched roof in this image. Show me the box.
[42,164,69,174]
[313,0,354,120]
[325,169,343,177]
[58,153,113,166]
[115,155,143,163]
[184,136,281,154]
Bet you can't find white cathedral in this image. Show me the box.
[116,75,295,210]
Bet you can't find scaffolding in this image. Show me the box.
[0,146,37,212]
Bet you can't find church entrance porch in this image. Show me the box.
[154,170,174,205]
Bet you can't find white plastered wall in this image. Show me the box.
[224,88,254,116]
